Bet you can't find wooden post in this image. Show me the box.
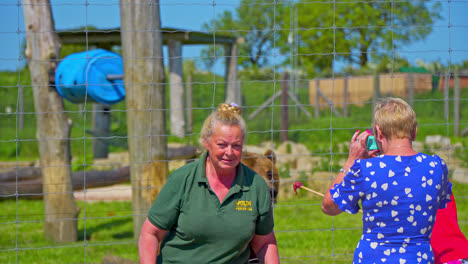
[454,68,460,136]
[281,72,289,142]
[408,73,414,107]
[225,40,240,105]
[315,79,320,117]
[120,0,169,239]
[185,73,193,134]
[183,60,195,134]
[92,103,111,159]
[286,91,311,118]
[343,76,348,117]
[23,0,78,242]
[168,39,185,138]
[373,73,381,108]
[444,71,450,121]
[247,91,281,120]
[19,85,24,130]
[236,81,242,106]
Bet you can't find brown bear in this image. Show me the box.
[241,149,279,263]
[241,149,279,203]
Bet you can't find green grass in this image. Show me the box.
[0,200,136,264]
[1,182,467,263]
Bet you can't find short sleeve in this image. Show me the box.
[147,172,184,231]
[255,176,274,235]
[329,160,365,214]
[437,157,453,209]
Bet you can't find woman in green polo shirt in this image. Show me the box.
[138,103,280,264]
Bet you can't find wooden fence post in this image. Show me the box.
[281,72,289,142]
[19,85,24,130]
[92,103,111,159]
[444,71,450,121]
[454,69,460,136]
[23,0,78,242]
[225,40,240,105]
[373,73,380,109]
[185,73,193,134]
[168,39,185,138]
[343,76,348,117]
[315,79,320,117]
[408,73,414,107]
[120,0,169,239]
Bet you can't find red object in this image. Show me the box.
[431,193,468,264]
[293,181,303,195]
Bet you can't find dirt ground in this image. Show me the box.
[73,184,132,202]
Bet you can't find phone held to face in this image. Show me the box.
[367,135,379,150]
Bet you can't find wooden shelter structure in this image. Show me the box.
[58,27,241,138]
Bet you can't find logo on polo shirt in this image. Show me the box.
[235,200,252,211]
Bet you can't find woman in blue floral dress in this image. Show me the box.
[322,97,452,264]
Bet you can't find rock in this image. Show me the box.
[412,141,424,152]
[308,171,334,195]
[243,145,270,155]
[295,156,321,175]
[274,141,311,169]
[425,135,450,147]
[278,171,332,200]
[276,141,310,156]
[452,167,468,184]
[259,141,276,150]
[452,142,463,150]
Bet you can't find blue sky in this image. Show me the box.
[0,0,467,72]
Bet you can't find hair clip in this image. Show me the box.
[230,102,238,107]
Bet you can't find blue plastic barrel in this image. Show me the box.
[55,49,125,104]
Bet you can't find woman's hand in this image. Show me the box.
[250,232,280,264]
[138,218,168,264]
[345,130,379,168]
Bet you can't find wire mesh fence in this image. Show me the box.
[0,0,467,263]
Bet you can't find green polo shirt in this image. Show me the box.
[147,151,274,264]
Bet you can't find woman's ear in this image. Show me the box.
[412,126,418,141]
[375,125,384,141]
[203,137,209,150]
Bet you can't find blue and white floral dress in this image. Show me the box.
[330,153,452,264]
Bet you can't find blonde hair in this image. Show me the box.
[200,103,246,143]
[372,97,417,140]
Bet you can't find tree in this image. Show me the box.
[201,0,278,69]
[278,0,441,75]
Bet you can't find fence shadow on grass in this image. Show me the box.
[78,217,132,241]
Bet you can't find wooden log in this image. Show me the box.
[0,167,130,199]
[0,143,197,199]
[167,145,198,160]
[0,167,42,182]
[0,145,198,183]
